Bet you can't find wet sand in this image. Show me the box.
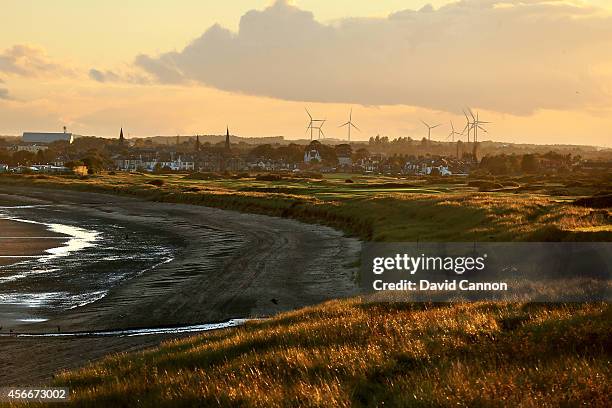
[0,219,69,266]
[0,186,361,385]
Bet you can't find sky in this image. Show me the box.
[1,0,611,146]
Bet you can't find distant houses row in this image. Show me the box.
[111,149,472,176]
[0,131,477,176]
[3,130,602,177]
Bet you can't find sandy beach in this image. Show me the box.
[0,186,361,385]
[0,219,69,266]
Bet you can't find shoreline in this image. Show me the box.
[0,186,361,385]
[0,218,69,267]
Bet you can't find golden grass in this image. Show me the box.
[45,299,611,407]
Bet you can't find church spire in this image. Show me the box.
[225,126,231,151]
[119,127,125,144]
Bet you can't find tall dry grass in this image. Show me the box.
[49,299,611,407]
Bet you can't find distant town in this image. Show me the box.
[0,126,611,177]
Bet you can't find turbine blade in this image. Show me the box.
[468,107,476,120]
[305,107,312,119]
[432,124,441,129]
[351,123,360,131]
[339,122,349,127]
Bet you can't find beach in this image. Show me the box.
[0,218,70,266]
[0,186,361,385]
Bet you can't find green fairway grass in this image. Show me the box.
[1,172,610,242]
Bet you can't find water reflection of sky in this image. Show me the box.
[0,319,247,338]
[0,205,177,323]
[0,213,100,271]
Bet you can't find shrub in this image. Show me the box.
[255,174,283,181]
[573,194,612,209]
[299,171,323,179]
[147,179,165,187]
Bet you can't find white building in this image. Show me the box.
[16,144,48,153]
[338,156,352,166]
[22,132,74,144]
[304,149,321,164]
[404,160,452,176]
[156,157,195,171]
[115,156,194,172]
[30,165,71,174]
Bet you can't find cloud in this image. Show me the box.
[89,68,119,83]
[132,0,612,115]
[89,68,150,84]
[0,45,73,78]
[0,78,11,100]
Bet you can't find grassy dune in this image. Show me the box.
[50,299,611,407]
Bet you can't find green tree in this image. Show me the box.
[521,154,540,173]
[12,150,36,166]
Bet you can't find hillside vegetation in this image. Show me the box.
[1,172,610,242]
[46,299,611,407]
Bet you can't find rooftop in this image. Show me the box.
[22,132,74,144]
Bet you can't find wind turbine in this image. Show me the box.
[467,108,490,144]
[462,109,473,143]
[421,120,441,141]
[447,120,462,142]
[317,121,326,139]
[305,108,326,140]
[339,108,360,142]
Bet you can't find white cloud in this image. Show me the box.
[130,0,612,115]
[0,45,73,78]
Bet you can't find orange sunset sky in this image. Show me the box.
[1,0,611,146]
